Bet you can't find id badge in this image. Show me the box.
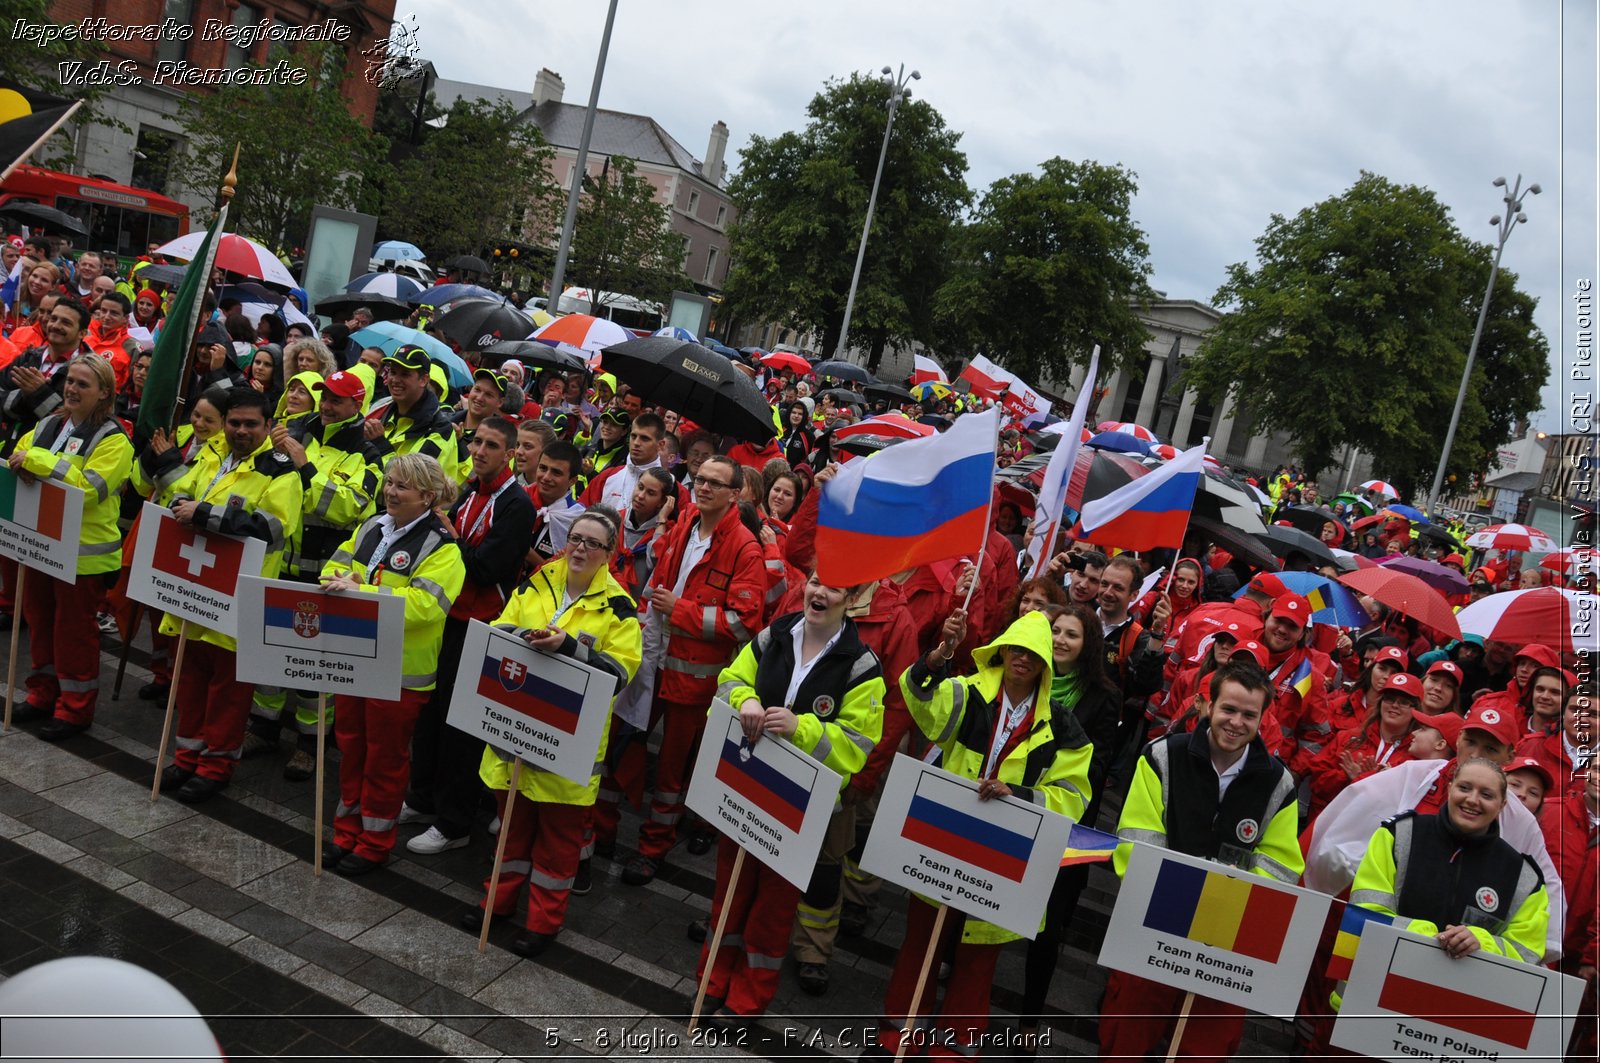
[65,437,83,456]
[1459,907,1506,936]
[1216,844,1252,869]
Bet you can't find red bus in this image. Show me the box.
[0,166,189,264]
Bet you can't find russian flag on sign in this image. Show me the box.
[262,587,382,659]
[900,769,1041,883]
[816,407,998,587]
[1079,441,1206,552]
[476,649,587,735]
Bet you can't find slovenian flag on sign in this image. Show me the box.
[816,407,998,587]
[713,716,815,832]
[262,587,382,658]
[1079,441,1205,552]
[1142,857,1297,963]
[477,651,587,735]
[0,473,67,541]
[901,770,1042,884]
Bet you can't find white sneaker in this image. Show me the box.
[406,826,467,855]
[488,816,501,836]
[397,803,435,826]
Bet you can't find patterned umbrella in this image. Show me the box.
[1098,421,1159,442]
[911,381,953,403]
[345,272,426,300]
[533,314,633,354]
[654,325,700,343]
[372,240,425,261]
[1540,547,1600,575]
[1454,587,1599,652]
[1360,479,1400,499]
[1464,523,1559,553]
[154,231,298,288]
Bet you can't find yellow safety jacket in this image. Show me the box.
[16,415,133,575]
[131,424,225,505]
[479,559,641,805]
[323,512,464,691]
[281,410,380,579]
[158,435,303,650]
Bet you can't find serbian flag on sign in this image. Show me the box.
[1376,936,1542,1049]
[262,587,382,658]
[0,473,68,541]
[477,650,586,735]
[816,407,998,586]
[150,513,250,595]
[713,716,814,832]
[910,354,947,386]
[1079,441,1205,552]
[901,769,1042,883]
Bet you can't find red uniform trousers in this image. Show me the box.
[0,555,18,614]
[22,571,104,725]
[593,696,705,860]
[479,790,587,934]
[592,710,650,846]
[873,897,1002,1059]
[1098,970,1245,1062]
[1294,893,1347,1053]
[147,629,176,685]
[698,836,801,1016]
[172,641,254,781]
[333,690,427,861]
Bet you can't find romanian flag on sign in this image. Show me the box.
[0,79,78,176]
[1142,858,1297,964]
[1326,901,1399,982]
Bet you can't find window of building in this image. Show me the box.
[714,204,726,228]
[704,246,719,283]
[131,127,181,194]
[680,235,692,269]
[268,18,297,63]
[687,190,700,217]
[225,4,260,69]
[157,0,196,62]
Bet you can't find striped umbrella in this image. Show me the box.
[1360,479,1400,499]
[1464,523,1559,553]
[155,231,299,288]
[345,271,426,300]
[1099,421,1159,442]
[1454,587,1600,653]
[911,380,953,403]
[1540,547,1600,575]
[654,325,700,343]
[533,314,633,354]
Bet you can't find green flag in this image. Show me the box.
[136,202,229,440]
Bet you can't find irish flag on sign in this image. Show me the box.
[0,471,69,540]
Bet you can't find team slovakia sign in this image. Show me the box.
[446,620,613,785]
[1099,844,1330,1017]
[233,576,405,700]
[1332,921,1581,1062]
[860,754,1071,938]
[0,468,84,579]
[127,501,265,637]
[685,699,841,889]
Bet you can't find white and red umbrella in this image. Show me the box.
[1454,587,1599,653]
[832,413,935,443]
[1098,421,1159,442]
[762,350,812,375]
[1541,547,1600,575]
[154,232,298,288]
[1360,479,1400,499]
[1150,443,1178,461]
[531,313,633,355]
[1464,523,1559,553]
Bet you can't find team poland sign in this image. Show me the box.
[127,501,265,637]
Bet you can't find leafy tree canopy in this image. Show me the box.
[566,155,693,311]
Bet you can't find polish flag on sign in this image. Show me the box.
[150,510,251,595]
[1374,936,1543,1049]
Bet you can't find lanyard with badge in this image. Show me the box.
[47,418,82,456]
[457,477,515,544]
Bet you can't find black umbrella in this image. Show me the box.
[483,340,588,374]
[447,254,490,274]
[1275,506,1346,543]
[864,381,913,405]
[433,298,535,350]
[813,359,874,384]
[600,337,776,442]
[132,262,189,287]
[1256,525,1340,569]
[818,388,867,409]
[0,201,88,239]
[315,291,412,322]
[1193,516,1282,572]
[834,433,907,458]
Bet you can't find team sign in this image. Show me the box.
[233,576,404,700]
[860,754,1072,938]
[0,470,84,579]
[1099,844,1330,1017]
[1332,921,1582,1063]
[127,501,265,637]
[446,620,612,785]
[685,699,841,889]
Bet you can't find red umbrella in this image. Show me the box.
[1464,523,1559,553]
[1541,547,1600,575]
[832,414,934,443]
[1453,587,1598,653]
[1337,567,1461,640]
[761,350,812,375]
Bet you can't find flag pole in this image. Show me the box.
[1159,436,1210,597]
[688,845,745,1033]
[893,902,951,1061]
[1027,346,1100,581]
[479,762,522,953]
[2,567,26,732]
[149,631,188,801]
[959,411,1004,614]
[0,99,83,184]
[171,144,240,431]
[313,692,327,876]
[1165,991,1196,1061]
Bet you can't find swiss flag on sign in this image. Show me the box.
[151,512,249,595]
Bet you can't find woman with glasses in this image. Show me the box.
[466,508,642,957]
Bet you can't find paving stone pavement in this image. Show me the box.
[0,632,1299,1060]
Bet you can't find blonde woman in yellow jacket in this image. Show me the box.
[465,508,641,958]
[8,354,133,739]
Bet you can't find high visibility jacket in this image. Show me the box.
[900,611,1093,944]
[282,411,380,579]
[1351,812,1547,966]
[159,436,304,650]
[132,424,225,506]
[714,611,885,787]
[368,388,461,474]
[1114,726,1302,885]
[15,414,133,575]
[323,512,464,690]
[648,504,766,705]
[479,559,641,804]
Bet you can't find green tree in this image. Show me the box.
[168,43,389,254]
[934,157,1155,381]
[1,0,130,170]
[566,155,693,310]
[373,97,559,263]
[722,73,970,368]
[1186,171,1549,493]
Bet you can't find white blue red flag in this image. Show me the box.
[1026,346,1098,579]
[1079,440,1205,552]
[262,587,381,658]
[900,769,1042,883]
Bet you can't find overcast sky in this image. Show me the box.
[409,0,1597,433]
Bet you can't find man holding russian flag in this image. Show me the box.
[1101,657,1303,1060]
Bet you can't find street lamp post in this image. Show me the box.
[1427,174,1540,516]
[834,63,919,363]
[545,0,619,316]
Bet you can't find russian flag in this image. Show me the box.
[477,651,587,735]
[1079,441,1205,551]
[816,407,998,587]
[901,770,1041,883]
[910,354,947,386]
[262,586,382,658]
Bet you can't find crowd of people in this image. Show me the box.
[0,238,1594,1060]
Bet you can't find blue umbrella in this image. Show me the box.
[350,321,472,389]
[1385,503,1431,525]
[372,240,425,261]
[346,272,425,300]
[1233,570,1368,627]
[653,325,699,343]
[704,339,740,359]
[1086,430,1153,456]
[407,282,499,307]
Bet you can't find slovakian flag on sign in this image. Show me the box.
[816,407,998,586]
[1326,902,1400,982]
[476,651,587,735]
[901,769,1041,883]
[1376,936,1542,1049]
[0,473,68,541]
[150,512,251,595]
[1142,857,1298,964]
[712,716,814,832]
[262,587,382,659]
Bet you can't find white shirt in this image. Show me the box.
[670,520,714,598]
[46,418,81,454]
[600,456,662,512]
[784,620,843,708]
[371,511,428,579]
[1213,751,1247,799]
[984,688,1035,777]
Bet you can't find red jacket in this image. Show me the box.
[1538,791,1598,967]
[1516,730,1584,801]
[1262,644,1331,777]
[1324,687,1374,737]
[648,503,766,705]
[1306,721,1416,815]
[727,438,781,470]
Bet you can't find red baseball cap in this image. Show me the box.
[1372,645,1410,669]
[1245,572,1287,599]
[1269,594,1312,630]
[1458,700,1521,748]
[1379,672,1422,701]
[312,371,365,400]
[1425,661,1464,687]
[1231,639,1272,669]
[1411,711,1464,749]
[1505,756,1555,793]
